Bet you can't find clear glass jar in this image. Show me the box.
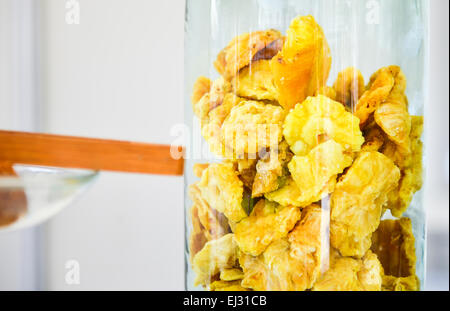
[184,0,428,291]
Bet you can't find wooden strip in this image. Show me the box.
[0,130,184,176]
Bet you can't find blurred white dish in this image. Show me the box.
[0,165,98,233]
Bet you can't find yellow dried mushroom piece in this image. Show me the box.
[238,252,267,291]
[330,151,401,258]
[386,116,423,217]
[193,77,244,156]
[283,95,364,156]
[265,176,335,208]
[207,93,244,127]
[234,199,301,256]
[193,77,231,121]
[232,60,278,101]
[189,205,209,262]
[210,280,250,291]
[270,15,332,110]
[313,250,383,291]
[356,65,405,125]
[332,67,365,107]
[239,239,309,291]
[252,158,281,197]
[287,204,323,286]
[375,93,411,156]
[252,141,292,197]
[201,93,245,157]
[367,66,412,164]
[191,76,211,108]
[193,163,209,178]
[371,218,419,291]
[221,101,284,157]
[239,205,323,291]
[197,163,246,223]
[220,268,244,281]
[214,29,284,80]
[188,183,230,240]
[288,205,322,257]
[288,140,353,206]
[192,234,239,287]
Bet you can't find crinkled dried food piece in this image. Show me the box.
[239,239,312,291]
[313,250,382,291]
[374,93,411,156]
[270,15,332,110]
[265,176,335,208]
[193,163,209,178]
[288,140,353,206]
[220,268,244,281]
[386,116,423,217]
[252,141,292,197]
[332,67,365,108]
[252,156,281,197]
[188,183,230,240]
[191,76,211,108]
[371,218,419,291]
[210,280,250,291]
[189,205,209,262]
[197,163,246,223]
[238,252,268,290]
[283,95,364,156]
[214,29,284,80]
[287,204,323,286]
[221,101,284,158]
[193,77,231,122]
[232,60,278,101]
[330,152,401,258]
[192,234,239,287]
[239,205,323,291]
[194,78,245,157]
[234,199,301,256]
[368,66,412,167]
[206,93,243,127]
[200,94,243,157]
[356,65,405,125]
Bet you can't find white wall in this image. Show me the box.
[0,0,41,291]
[40,0,185,290]
[424,0,449,291]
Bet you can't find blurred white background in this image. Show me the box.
[0,0,448,290]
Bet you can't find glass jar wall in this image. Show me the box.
[184,0,428,291]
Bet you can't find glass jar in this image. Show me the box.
[184,0,428,291]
